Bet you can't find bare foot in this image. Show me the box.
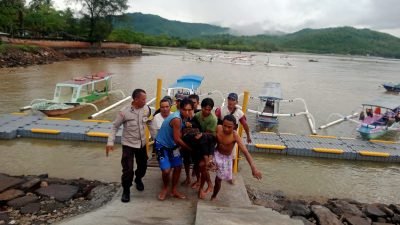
[198,189,207,199]
[228,179,235,185]
[210,196,217,202]
[181,178,191,186]
[191,181,200,190]
[158,189,168,201]
[205,184,213,194]
[170,191,186,199]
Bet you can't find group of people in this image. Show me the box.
[106,88,261,203]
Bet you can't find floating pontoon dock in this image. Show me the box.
[1,113,399,163]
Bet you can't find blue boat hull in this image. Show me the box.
[258,116,278,128]
[383,83,400,92]
[357,125,387,140]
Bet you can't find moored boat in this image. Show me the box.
[382,82,400,92]
[357,96,400,139]
[22,72,113,116]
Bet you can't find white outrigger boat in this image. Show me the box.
[166,74,204,98]
[247,82,317,134]
[254,82,282,128]
[21,72,124,116]
[264,58,295,68]
[319,96,400,140]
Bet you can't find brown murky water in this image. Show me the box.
[1,48,400,203]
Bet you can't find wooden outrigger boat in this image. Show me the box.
[255,82,282,128]
[382,82,400,92]
[319,96,400,140]
[166,74,204,98]
[247,82,317,134]
[357,97,400,139]
[21,72,116,116]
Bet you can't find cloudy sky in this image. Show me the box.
[53,0,400,37]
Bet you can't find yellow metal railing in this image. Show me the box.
[233,91,249,173]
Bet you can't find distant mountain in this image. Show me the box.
[271,27,400,58]
[112,13,229,39]
[110,13,400,58]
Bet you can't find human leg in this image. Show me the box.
[181,149,191,186]
[169,150,186,199]
[134,146,148,191]
[198,159,207,199]
[158,168,171,200]
[211,176,222,201]
[121,145,134,202]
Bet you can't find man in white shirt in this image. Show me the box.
[150,98,172,138]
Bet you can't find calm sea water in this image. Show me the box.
[1,48,400,203]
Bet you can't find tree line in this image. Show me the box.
[1,1,400,58]
[0,0,127,42]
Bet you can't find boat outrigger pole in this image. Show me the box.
[88,96,156,119]
[247,97,317,134]
[318,112,360,129]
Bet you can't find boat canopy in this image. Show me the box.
[362,96,400,110]
[258,82,282,100]
[169,75,204,90]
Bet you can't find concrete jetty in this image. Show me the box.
[57,168,301,225]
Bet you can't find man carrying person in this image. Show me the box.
[194,98,217,198]
[181,94,201,186]
[211,114,262,201]
[106,89,152,203]
[155,98,194,200]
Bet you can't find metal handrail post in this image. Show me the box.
[233,91,249,173]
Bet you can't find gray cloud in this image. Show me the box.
[49,0,400,37]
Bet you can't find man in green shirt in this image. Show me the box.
[194,98,217,198]
[195,98,217,135]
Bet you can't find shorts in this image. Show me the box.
[214,150,233,181]
[154,140,182,171]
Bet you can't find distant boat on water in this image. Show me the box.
[382,82,400,92]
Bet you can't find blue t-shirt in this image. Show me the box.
[156,111,184,148]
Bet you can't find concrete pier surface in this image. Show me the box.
[56,168,301,225]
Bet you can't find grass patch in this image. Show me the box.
[0,44,40,53]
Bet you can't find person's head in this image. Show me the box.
[222,114,237,134]
[131,89,146,108]
[189,94,200,110]
[200,98,214,117]
[162,95,173,106]
[175,93,184,109]
[159,98,171,118]
[227,92,238,109]
[179,97,194,119]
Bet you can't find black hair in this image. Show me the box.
[132,89,146,99]
[180,97,194,109]
[223,114,236,125]
[201,97,214,108]
[188,94,200,102]
[160,98,171,106]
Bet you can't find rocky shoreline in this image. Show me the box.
[247,186,400,225]
[0,46,68,68]
[0,45,144,68]
[0,173,119,225]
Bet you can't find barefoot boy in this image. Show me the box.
[211,114,262,201]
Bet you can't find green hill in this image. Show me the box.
[112,13,229,39]
[110,13,400,58]
[272,27,400,58]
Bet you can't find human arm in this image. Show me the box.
[234,132,261,180]
[171,118,193,151]
[106,111,124,156]
[239,116,252,143]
